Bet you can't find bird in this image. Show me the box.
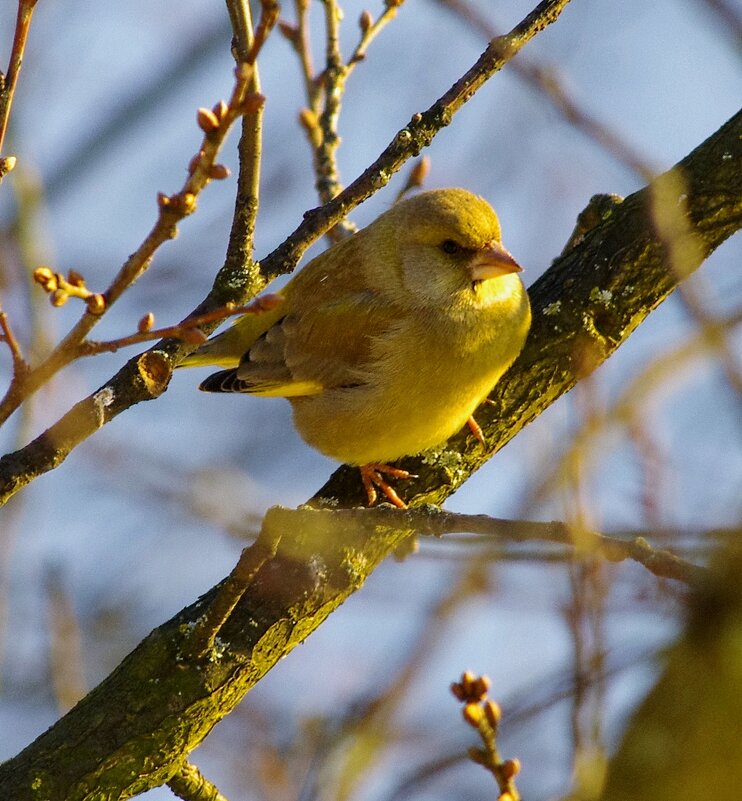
[183,188,531,507]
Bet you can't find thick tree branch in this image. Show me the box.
[316,108,742,507]
[0,109,739,801]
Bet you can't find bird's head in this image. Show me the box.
[369,188,524,312]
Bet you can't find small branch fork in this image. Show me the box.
[0,0,575,509]
[76,294,283,358]
[269,506,708,586]
[434,0,657,181]
[263,0,573,278]
[188,524,282,661]
[0,52,267,427]
[282,0,407,237]
[167,761,230,801]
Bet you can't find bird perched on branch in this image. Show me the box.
[183,188,531,507]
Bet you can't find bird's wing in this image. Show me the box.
[180,297,288,369]
[229,291,401,397]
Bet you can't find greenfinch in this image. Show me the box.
[184,188,531,506]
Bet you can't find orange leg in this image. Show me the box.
[467,415,486,447]
[359,463,417,508]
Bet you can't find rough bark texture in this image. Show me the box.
[0,110,740,800]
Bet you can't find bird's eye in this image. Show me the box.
[441,239,461,255]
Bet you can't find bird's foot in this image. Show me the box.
[359,463,417,508]
[467,415,486,447]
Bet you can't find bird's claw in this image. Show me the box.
[359,463,417,509]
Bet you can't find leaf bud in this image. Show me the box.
[463,702,483,728]
[197,107,221,133]
[472,675,491,700]
[501,758,521,780]
[138,312,155,333]
[33,266,57,291]
[209,164,231,180]
[212,100,229,121]
[86,294,106,315]
[484,700,502,727]
[450,681,466,701]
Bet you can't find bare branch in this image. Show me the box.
[434,0,658,181]
[0,60,264,426]
[0,0,576,506]
[0,0,39,177]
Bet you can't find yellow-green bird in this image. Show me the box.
[184,188,531,507]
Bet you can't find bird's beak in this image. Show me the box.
[469,242,523,281]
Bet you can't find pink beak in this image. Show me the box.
[469,242,523,281]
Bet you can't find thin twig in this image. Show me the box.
[260,0,574,280]
[77,295,283,357]
[289,0,320,109]
[348,0,405,68]
[266,506,708,585]
[218,0,267,301]
[247,0,280,64]
[0,0,39,176]
[316,0,344,205]
[694,0,742,47]
[287,0,405,238]
[168,762,230,801]
[434,0,657,181]
[316,0,405,221]
[0,57,265,426]
[0,309,28,375]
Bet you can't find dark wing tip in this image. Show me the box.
[199,369,250,393]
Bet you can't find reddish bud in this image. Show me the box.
[461,671,476,694]
[472,675,491,700]
[67,269,86,288]
[51,289,68,307]
[359,10,373,31]
[182,327,208,345]
[209,164,231,180]
[501,758,521,780]
[212,100,229,121]
[138,312,155,333]
[450,682,466,702]
[197,107,220,133]
[409,155,430,187]
[33,266,57,291]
